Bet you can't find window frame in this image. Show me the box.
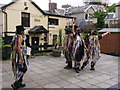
[48,18,59,25]
[21,12,30,27]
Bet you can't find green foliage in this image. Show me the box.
[0,38,2,48]
[92,10,108,28]
[92,4,116,29]
[53,29,63,49]
[0,38,11,48]
[58,29,62,46]
[106,4,116,13]
[53,35,57,46]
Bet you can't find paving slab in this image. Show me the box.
[1,54,119,89]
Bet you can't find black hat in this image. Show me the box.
[16,25,25,31]
[64,27,72,33]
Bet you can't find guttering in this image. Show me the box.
[2,9,7,37]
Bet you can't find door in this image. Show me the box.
[31,37,39,54]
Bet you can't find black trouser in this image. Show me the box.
[65,51,72,68]
[15,63,27,84]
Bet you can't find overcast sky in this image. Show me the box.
[0,0,119,10]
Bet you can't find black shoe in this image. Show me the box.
[81,65,85,70]
[90,67,95,70]
[20,83,26,87]
[90,61,95,70]
[75,67,79,73]
[11,84,19,90]
[11,84,17,90]
[81,61,88,70]
[73,67,76,69]
[64,66,71,69]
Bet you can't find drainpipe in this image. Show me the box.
[2,9,7,37]
[47,15,49,44]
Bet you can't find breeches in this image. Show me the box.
[65,51,72,63]
[16,63,27,81]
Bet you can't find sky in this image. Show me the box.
[0,0,119,10]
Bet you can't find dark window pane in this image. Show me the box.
[85,14,88,20]
[21,12,30,27]
[48,18,59,25]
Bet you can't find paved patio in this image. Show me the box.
[1,54,119,89]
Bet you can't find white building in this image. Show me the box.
[0,0,73,53]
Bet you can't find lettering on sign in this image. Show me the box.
[34,19,40,22]
[31,14,44,22]
[31,14,43,18]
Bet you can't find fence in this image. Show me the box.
[31,44,54,55]
[1,36,54,60]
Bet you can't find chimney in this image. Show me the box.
[12,0,17,2]
[49,2,57,11]
[62,4,71,8]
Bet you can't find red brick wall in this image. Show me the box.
[99,33,120,53]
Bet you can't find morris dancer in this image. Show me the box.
[64,26,73,69]
[11,25,28,89]
[72,24,88,73]
[89,30,110,70]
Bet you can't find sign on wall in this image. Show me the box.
[31,14,44,22]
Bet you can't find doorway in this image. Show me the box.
[31,37,39,54]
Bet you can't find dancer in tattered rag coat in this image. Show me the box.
[89,30,110,70]
[64,26,73,69]
[72,27,88,73]
[11,25,29,89]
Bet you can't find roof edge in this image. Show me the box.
[47,13,73,18]
[1,0,46,15]
[1,0,73,18]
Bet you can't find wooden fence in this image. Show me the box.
[31,44,54,55]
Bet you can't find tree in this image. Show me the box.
[92,3,116,29]
[92,10,108,29]
[106,4,116,13]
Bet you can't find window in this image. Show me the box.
[106,14,114,19]
[85,13,93,21]
[21,12,30,27]
[48,18,59,25]
[89,14,93,20]
[85,14,88,20]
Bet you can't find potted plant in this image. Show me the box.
[0,38,12,60]
[52,29,63,57]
